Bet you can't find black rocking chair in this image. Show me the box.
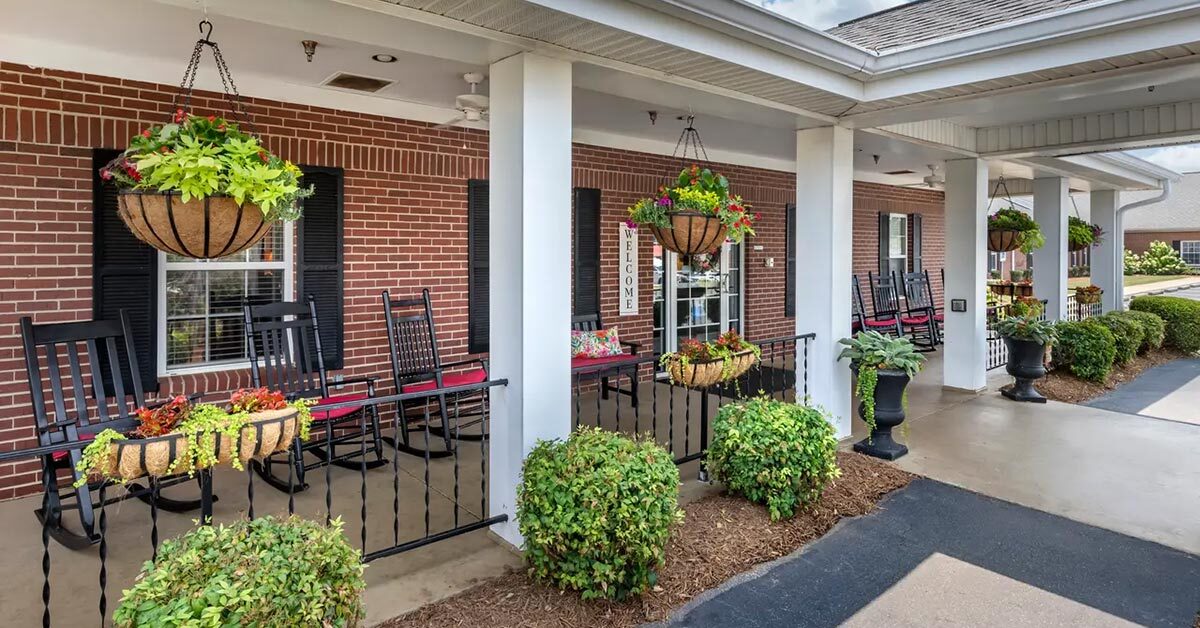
[902,271,942,346]
[19,312,211,549]
[382,288,489,458]
[852,275,902,337]
[244,298,387,492]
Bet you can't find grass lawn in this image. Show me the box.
[1067,274,1192,289]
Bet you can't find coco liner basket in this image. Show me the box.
[93,408,298,483]
[987,228,1023,253]
[648,211,729,256]
[118,190,272,259]
[665,349,757,389]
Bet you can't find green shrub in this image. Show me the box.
[114,515,364,627]
[1053,320,1116,382]
[517,427,681,600]
[1130,296,1200,353]
[1137,241,1191,275]
[1123,249,1143,275]
[1095,312,1144,365]
[1117,310,1166,352]
[708,397,841,521]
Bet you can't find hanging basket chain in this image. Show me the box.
[173,19,256,134]
[985,175,1014,215]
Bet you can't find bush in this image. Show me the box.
[1124,249,1142,275]
[517,427,681,600]
[1130,296,1200,353]
[1138,241,1191,275]
[708,397,841,521]
[1117,310,1166,352]
[1053,320,1116,382]
[1095,313,1144,365]
[114,516,365,627]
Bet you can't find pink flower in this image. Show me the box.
[624,219,638,230]
[99,169,112,181]
[141,129,152,138]
[173,108,186,123]
[658,197,672,207]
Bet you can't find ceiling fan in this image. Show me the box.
[436,72,488,129]
[900,164,944,189]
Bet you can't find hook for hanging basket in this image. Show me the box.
[173,19,255,133]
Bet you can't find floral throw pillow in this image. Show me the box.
[571,327,624,358]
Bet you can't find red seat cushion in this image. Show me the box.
[902,315,930,325]
[401,368,488,394]
[311,393,370,422]
[934,313,944,322]
[863,318,896,329]
[51,431,94,461]
[571,353,638,371]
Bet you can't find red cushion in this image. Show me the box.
[571,354,639,371]
[863,318,896,328]
[311,393,370,422]
[902,316,930,325]
[934,313,944,322]
[51,431,94,461]
[401,368,488,394]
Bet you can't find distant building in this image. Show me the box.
[1123,172,1200,267]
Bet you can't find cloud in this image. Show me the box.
[1127,145,1200,174]
[747,0,910,30]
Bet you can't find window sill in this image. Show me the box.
[160,360,252,379]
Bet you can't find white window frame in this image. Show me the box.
[156,225,295,376]
[1181,240,1200,267]
[887,213,908,262]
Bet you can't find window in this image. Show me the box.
[1181,241,1200,266]
[158,226,293,374]
[885,213,908,280]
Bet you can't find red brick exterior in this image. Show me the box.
[1125,231,1200,254]
[0,61,944,498]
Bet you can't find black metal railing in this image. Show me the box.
[571,333,815,477]
[1,379,506,627]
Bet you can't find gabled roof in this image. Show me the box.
[826,0,1104,51]
[1122,172,1200,232]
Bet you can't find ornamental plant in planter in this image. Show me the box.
[627,165,757,255]
[101,111,312,259]
[838,331,925,460]
[1068,215,1103,251]
[1075,284,1102,305]
[987,207,1045,254]
[996,299,1058,403]
[659,329,761,388]
[74,388,313,486]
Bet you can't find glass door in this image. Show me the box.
[653,242,744,356]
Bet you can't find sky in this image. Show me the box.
[1127,146,1200,174]
[747,0,909,30]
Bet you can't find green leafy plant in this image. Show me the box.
[517,427,681,600]
[1135,241,1191,275]
[988,207,1045,254]
[72,429,127,488]
[660,329,761,383]
[837,331,925,435]
[1053,320,1117,382]
[1095,312,1144,366]
[1124,248,1143,275]
[1115,310,1166,352]
[113,515,364,627]
[1130,295,1200,353]
[708,396,841,521]
[1068,216,1103,249]
[995,299,1058,346]
[100,111,312,220]
[627,165,758,242]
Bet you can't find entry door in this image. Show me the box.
[653,242,743,355]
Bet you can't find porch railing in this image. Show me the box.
[986,295,1099,370]
[1,379,506,627]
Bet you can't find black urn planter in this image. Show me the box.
[1000,337,1048,403]
[853,369,910,461]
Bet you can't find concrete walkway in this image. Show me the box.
[1124,276,1200,296]
[1087,358,1200,426]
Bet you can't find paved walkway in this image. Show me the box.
[1124,276,1200,296]
[1087,358,1200,426]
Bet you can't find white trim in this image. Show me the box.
[572,128,797,174]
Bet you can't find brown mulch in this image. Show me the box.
[382,452,914,628]
[1034,348,1191,404]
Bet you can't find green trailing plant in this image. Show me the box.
[113,515,365,627]
[988,207,1046,254]
[517,427,681,600]
[707,396,841,521]
[627,165,758,242]
[994,299,1058,346]
[1053,320,1117,382]
[1095,312,1144,366]
[171,403,253,474]
[1130,296,1200,353]
[71,429,127,488]
[1068,216,1103,249]
[1136,241,1191,275]
[1115,310,1166,352]
[100,111,312,220]
[837,331,925,436]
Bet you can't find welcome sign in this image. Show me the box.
[619,223,638,315]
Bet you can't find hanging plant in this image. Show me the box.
[1068,216,1103,251]
[1074,285,1102,305]
[988,207,1045,254]
[99,20,312,259]
[660,330,761,388]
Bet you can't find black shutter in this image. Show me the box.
[467,179,489,354]
[1172,240,1182,251]
[93,149,160,394]
[910,212,923,272]
[298,167,345,370]
[877,212,890,276]
[785,203,797,318]
[573,188,601,317]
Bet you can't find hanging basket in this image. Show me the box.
[987,228,1023,253]
[1068,240,1089,252]
[118,191,272,259]
[1075,289,1102,305]
[664,350,757,389]
[648,212,729,256]
[87,408,299,483]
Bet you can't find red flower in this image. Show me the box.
[207,115,216,123]
[173,108,186,123]
[99,169,112,181]
[217,124,226,132]
[159,146,170,153]
[141,129,151,138]
[754,212,762,220]
[258,151,269,163]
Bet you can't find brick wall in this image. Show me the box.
[1125,231,1200,254]
[851,182,946,306]
[0,61,944,498]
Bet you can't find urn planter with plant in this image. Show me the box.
[1068,216,1103,252]
[627,165,758,255]
[838,331,925,460]
[988,207,1045,254]
[996,299,1058,403]
[659,329,761,388]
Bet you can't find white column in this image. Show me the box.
[794,126,853,439]
[487,53,573,547]
[1090,189,1121,312]
[943,158,989,392]
[1033,176,1069,320]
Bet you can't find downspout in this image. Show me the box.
[1114,179,1172,309]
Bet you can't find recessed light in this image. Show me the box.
[372,54,397,63]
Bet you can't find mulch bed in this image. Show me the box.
[1033,348,1190,404]
[382,452,913,628]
